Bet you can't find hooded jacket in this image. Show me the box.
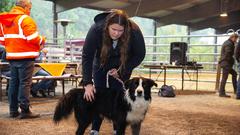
[82,12,146,87]
[0,6,45,60]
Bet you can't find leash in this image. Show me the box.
[106,69,126,91]
[106,65,143,90]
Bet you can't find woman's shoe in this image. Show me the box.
[219,94,231,98]
[90,130,99,135]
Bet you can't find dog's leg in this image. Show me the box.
[131,122,142,135]
[76,125,85,135]
[115,122,127,135]
[75,111,93,135]
[76,120,92,135]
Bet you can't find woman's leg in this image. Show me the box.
[90,114,103,134]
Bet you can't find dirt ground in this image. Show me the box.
[1,88,240,135]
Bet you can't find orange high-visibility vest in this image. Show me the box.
[0,6,45,60]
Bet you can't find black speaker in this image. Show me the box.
[170,42,188,65]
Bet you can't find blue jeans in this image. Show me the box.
[237,64,240,97]
[32,69,54,93]
[8,60,34,113]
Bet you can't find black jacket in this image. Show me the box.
[82,12,146,87]
[219,39,235,68]
[234,41,240,63]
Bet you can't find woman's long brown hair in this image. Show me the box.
[100,9,130,70]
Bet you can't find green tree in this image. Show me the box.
[0,0,14,12]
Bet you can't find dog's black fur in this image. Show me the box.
[53,77,157,135]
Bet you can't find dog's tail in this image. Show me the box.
[53,88,82,123]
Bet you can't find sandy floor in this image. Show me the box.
[0,89,240,135]
[0,72,239,135]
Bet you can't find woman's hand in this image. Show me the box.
[108,68,119,78]
[83,84,96,102]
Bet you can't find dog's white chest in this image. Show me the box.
[126,98,150,123]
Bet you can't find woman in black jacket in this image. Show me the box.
[82,9,146,134]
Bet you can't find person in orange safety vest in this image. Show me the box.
[0,0,45,119]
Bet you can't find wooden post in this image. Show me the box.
[215,64,221,92]
[214,32,220,92]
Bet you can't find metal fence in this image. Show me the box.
[45,34,231,72]
[142,34,230,72]
[44,38,84,63]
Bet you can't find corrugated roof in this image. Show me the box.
[45,0,240,33]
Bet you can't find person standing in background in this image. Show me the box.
[0,0,45,119]
[219,34,238,98]
[234,40,240,100]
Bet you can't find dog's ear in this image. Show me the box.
[124,77,138,89]
[147,78,158,88]
[124,79,131,89]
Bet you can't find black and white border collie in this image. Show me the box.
[53,77,157,135]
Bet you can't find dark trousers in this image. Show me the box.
[237,64,240,97]
[92,115,117,131]
[92,115,103,131]
[219,67,237,95]
[91,87,120,132]
[92,75,124,132]
[8,60,34,113]
[92,65,127,132]
[32,69,55,93]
